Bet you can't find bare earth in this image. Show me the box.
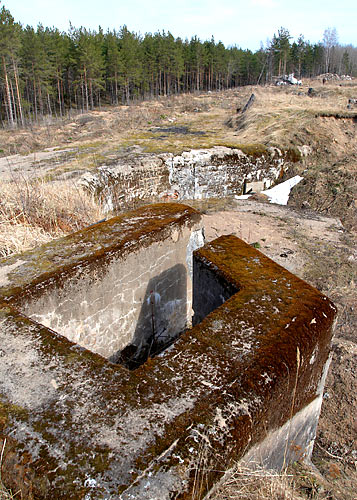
[202,201,343,275]
[0,148,76,181]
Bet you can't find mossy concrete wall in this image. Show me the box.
[80,146,293,211]
[0,204,336,499]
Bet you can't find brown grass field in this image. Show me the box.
[1,78,357,157]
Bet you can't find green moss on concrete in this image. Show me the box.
[0,208,336,499]
[315,111,357,119]
[0,399,29,431]
[238,143,269,157]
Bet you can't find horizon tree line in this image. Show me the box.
[1,4,356,128]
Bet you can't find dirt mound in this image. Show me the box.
[317,73,353,82]
[288,159,357,231]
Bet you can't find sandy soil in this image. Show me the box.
[0,148,76,180]
[202,200,344,276]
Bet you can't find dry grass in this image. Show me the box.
[1,81,356,162]
[0,481,14,500]
[0,441,16,500]
[211,466,304,500]
[0,178,105,257]
[226,82,357,148]
[209,460,338,500]
[0,488,13,500]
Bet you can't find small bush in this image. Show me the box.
[285,147,302,163]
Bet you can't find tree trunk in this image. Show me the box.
[38,81,44,117]
[47,93,52,116]
[32,64,38,121]
[34,82,38,121]
[13,59,24,127]
[57,76,63,117]
[115,72,118,105]
[89,79,94,110]
[81,80,85,112]
[10,79,18,125]
[2,56,15,128]
[84,69,89,111]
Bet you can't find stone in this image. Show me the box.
[308,87,318,97]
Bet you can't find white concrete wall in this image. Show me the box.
[22,224,204,361]
[80,147,287,211]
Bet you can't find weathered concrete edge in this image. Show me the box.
[0,203,201,302]
[240,352,333,470]
[0,219,337,499]
[204,360,331,500]
[120,237,337,499]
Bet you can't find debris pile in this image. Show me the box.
[276,73,302,86]
[318,73,353,82]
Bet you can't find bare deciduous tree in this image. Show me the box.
[323,27,338,73]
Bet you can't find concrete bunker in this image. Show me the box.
[0,203,337,499]
[80,146,293,212]
[3,204,205,369]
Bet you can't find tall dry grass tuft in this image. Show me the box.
[0,485,13,500]
[0,440,17,500]
[0,178,105,257]
[209,465,310,500]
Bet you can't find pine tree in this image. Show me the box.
[0,6,22,127]
[142,33,158,97]
[272,27,292,76]
[118,26,142,103]
[43,27,71,116]
[290,35,305,77]
[72,27,104,111]
[104,30,123,104]
[20,25,54,120]
[0,4,356,125]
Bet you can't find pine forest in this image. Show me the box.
[1,5,356,127]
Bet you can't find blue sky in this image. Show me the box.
[5,0,357,50]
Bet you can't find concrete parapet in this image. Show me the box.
[79,146,297,211]
[0,204,336,499]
